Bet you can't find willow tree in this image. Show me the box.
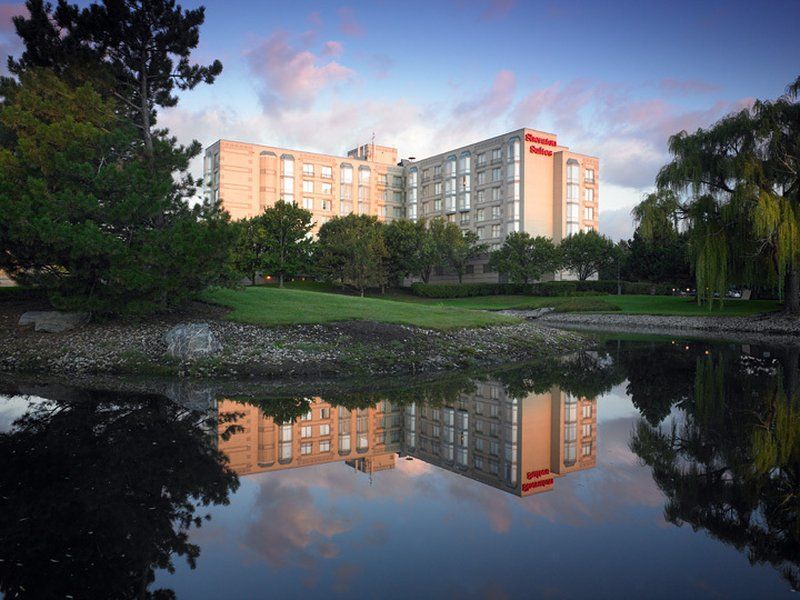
[650,75,800,313]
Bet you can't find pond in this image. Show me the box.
[0,336,798,599]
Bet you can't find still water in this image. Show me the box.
[1,337,798,599]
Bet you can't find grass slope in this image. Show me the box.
[200,286,518,329]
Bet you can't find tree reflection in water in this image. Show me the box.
[629,345,800,590]
[0,390,240,599]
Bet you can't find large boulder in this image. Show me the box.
[163,323,222,361]
[18,311,90,333]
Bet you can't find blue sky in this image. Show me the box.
[2,0,799,238]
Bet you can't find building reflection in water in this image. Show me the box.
[218,381,597,496]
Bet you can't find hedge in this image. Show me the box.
[409,280,681,299]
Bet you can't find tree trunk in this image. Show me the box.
[139,65,154,160]
[251,273,256,286]
[279,273,284,288]
[360,288,365,297]
[785,264,800,316]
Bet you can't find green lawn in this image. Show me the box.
[200,286,518,329]
[417,294,782,316]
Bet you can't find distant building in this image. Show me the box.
[216,381,597,498]
[204,128,599,283]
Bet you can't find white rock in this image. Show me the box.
[163,323,222,361]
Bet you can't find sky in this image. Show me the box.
[1,0,799,240]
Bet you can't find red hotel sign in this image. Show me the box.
[525,133,556,157]
[522,467,553,492]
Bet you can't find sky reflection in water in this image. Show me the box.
[1,338,798,599]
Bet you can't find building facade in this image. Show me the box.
[216,381,597,497]
[204,128,599,283]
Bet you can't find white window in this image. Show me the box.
[476,208,485,221]
[303,163,314,176]
[491,205,502,219]
[585,207,595,220]
[303,180,314,193]
[491,224,501,238]
[320,407,330,419]
[567,183,579,200]
[393,175,403,187]
[393,191,402,203]
[582,404,592,418]
[321,182,332,195]
[379,174,388,186]
[567,203,579,220]
[282,177,294,194]
[341,165,353,184]
[491,148,502,162]
[585,188,594,202]
[321,165,332,179]
[433,165,442,177]
[281,156,294,176]
[582,442,592,456]
[301,442,312,455]
[476,152,486,167]
[477,226,485,240]
[359,168,370,184]
[434,198,442,211]
[460,213,470,225]
[320,440,331,452]
[582,423,592,438]
[319,423,330,436]
[301,426,312,438]
[321,199,332,211]
[434,182,442,195]
[303,197,314,210]
[491,167,501,181]
[477,171,486,185]
[585,168,595,182]
[567,161,579,182]
[491,187,501,201]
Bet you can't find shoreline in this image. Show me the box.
[0,300,586,379]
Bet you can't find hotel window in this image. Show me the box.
[321,199,332,211]
[301,425,312,438]
[476,208,485,221]
[491,148,502,162]
[393,207,403,218]
[477,226,485,240]
[507,137,520,180]
[320,440,331,453]
[433,164,442,178]
[320,407,330,419]
[379,173,388,186]
[447,213,456,223]
[582,404,593,418]
[340,164,353,184]
[359,166,370,185]
[379,205,388,217]
[301,410,312,421]
[303,197,314,210]
[585,188,595,203]
[460,213,470,225]
[302,180,314,193]
[279,424,292,461]
[393,191,402,203]
[490,242,501,251]
[491,224,501,238]
[434,198,442,211]
[319,423,331,436]
[281,154,294,176]
[585,168,595,183]
[302,163,314,176]
[421,168,429,181]
[489,440,500,456]
[459,150,471,174]
[491,187,502,201]
[491,205,502,219]
[474,456,484,470]
[434,181,442,195]
[582,442,592,457]
[585,207,595,220]
[301,442,312,455]
[446,155,456,176]
[446,196,456,212]
[393,175,403,187]
[459,191,471,211]
[491,167,501,182]
[489,460,499,475]
[476,190,485,203]
[567,160,580,183]
[582,423,593,438]
[476,152,486,167]
[584,225,593,232]
[477,171,486,185]
[321,182,332,195]
[340,202,352,215]
[321,165,332,179]
[567,203,579,220]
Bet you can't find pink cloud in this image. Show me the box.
[338,7,363,37]
[322,40,344,58]
[456,69,517,122]
[659,78,722,95]
[0,4,25,33]
[246,31,355,109]
[480,0,516,21]
[308,11,322,26]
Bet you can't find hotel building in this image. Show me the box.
[216,381,597,497]
[204,128,599,283]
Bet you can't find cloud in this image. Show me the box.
[0,3,26,74]
[599,205,637,242]
[455,69,516,123]
[246,31,354,109]
[308,11,322,26]
[659,78,722,95]
[338,7,363,37]
[322,40,344,58]
[480,0,516,21]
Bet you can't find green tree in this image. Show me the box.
[650,75,800,312]
[559,229,615,281]
[384,218,428,286]
[9,0,223,160]
[232,217,268,286]
[433,220,487,284]
[259,200,313,287]
[0,69,234,314]
[316,214,387,296]
[489,232,561,284]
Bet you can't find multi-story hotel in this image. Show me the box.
[216,381,597,497]
[204,128,599,283]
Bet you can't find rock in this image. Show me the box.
[496,307,555,319]
[18,311,90,333]
[163,323,222,361]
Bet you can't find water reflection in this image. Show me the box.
[219,381,597,497]
[0,389,239,599]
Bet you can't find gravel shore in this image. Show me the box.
[0,300,586,379]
